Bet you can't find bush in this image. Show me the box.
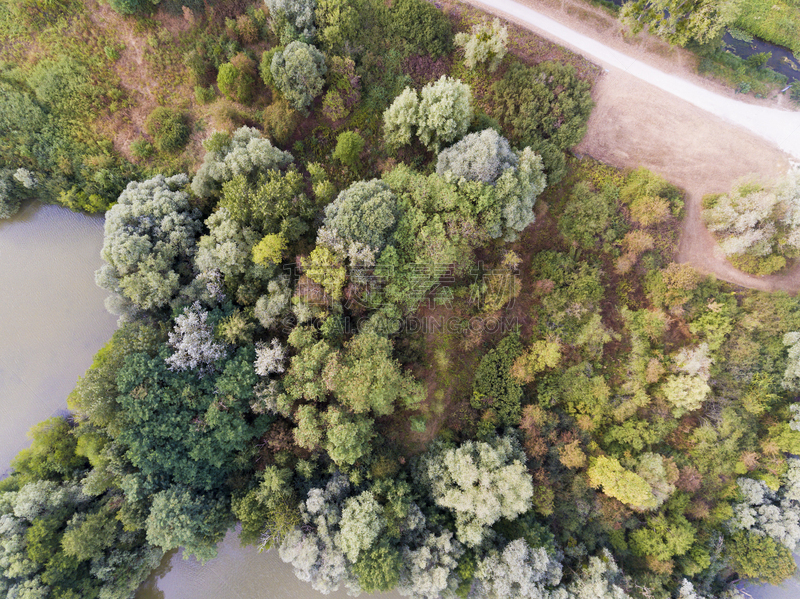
[145,107,191,153]
[270,41,327,111]
[263,100,301,146]
[790,81,800,105]
[390,0,453,58]
[332,131,364,166]
[109,0,149,15]
[217,53,257,104]
[194,85,216,104]
[130,139,155,160]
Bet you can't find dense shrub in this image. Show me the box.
[194,85,216,104]
[145,107,191,153]
[472,331,524,426]
[262,100,301,146]
[491,61,593,183]
[0,75,130,214]
[109,0,150,15]
[390,0,453,58]
[217,53,257,104]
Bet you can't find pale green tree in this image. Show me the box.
[383,77,472,151]
[322,179,399,252]
[265,0,317,40]
[271,41,327,111]
[192,127,294,198]
[339,491,385,562]
[96,174,202,314]
[418,436,533,547]
[397,531,464,599]
[383,87,420,149]
[436,128,517,184]
[472,538,562,599]
[417,76,473,151]
[454,18,508,72]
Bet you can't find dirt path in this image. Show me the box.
[463,0,800,292]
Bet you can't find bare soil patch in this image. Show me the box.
[575,70,796,292]
[466,0,800,292]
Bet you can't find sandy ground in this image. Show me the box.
[464,0,800,292]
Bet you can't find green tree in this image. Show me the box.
[10,417,87,482]
[332,130,365,167]
[116,347,261,491]
[620,0,742,46]
[252,233,288,266]
[353,539,402,593]
[323,407,374,466]
[146,485,232,562]
[232,466,301,548]
[330,331,425,416]
[726,530,796,585]
[218,169,312,239]
[61,506,119,561]
[587,456,658,511]
[629,513,695,562]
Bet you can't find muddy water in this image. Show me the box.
[0,202,117,472]
[0,203,794,599]
[136,529,403,599]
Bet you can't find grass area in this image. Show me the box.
[736,0,800,55]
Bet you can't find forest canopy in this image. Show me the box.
[2,1,799,599]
